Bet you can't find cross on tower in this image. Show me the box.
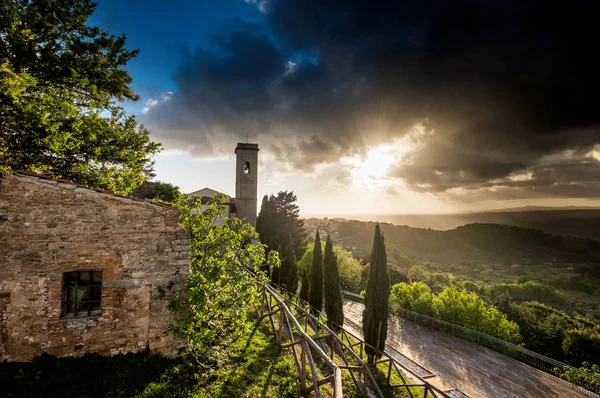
[244,133,249,143]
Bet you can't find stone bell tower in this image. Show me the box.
[235,142,259,227]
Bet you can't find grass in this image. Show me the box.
[0,318,305,398]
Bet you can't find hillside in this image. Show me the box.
[343,209,600,241]
[307,219,600,268]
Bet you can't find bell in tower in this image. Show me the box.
[234,142,259,227]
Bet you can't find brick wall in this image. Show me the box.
[0,173,190,362]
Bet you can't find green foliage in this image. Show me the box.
[299,240,364,294]
[390,282,436,317]
[0,1,160,193]
[164,320,305,398]
[283,237,299,294]
[387,264,409,287]
[336,245,365,293]
[461,280,481,294]
[407,265,427,282]
[506,302,578,360]
[323,236,344,332]
[390,282,522,343]
[130,181,182,203]
[168,195,275,367]
[388,245,412,267]
[362,223,390,364]
[426,272,454,293]
[485,281,570,310]
[434,288,522,343]
[299,266,310,302]
[555,362,600,394]
[308,231,324,313]
[563,325,600,365]
[549,275,597,294]
[256,192,306,258]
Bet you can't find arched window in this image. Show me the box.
[243,161,250,175]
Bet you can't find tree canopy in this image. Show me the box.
[129,180,182,203]
[0,0,160,193]
[390,282,522,343]
[256,191,306,258]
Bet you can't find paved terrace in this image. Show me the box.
[343,301,596,398]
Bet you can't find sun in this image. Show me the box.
[357,147,395,178]
[341,139,414,188]
[347,145,399,187]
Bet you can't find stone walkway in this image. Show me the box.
[343,301,597,398]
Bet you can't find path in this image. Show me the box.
[344,301,596,398]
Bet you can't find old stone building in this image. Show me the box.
[0,171,190,362]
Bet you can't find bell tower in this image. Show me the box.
[235,142,259,227]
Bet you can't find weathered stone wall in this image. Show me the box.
[0,173,190,362]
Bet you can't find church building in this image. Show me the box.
[188,142,260,227]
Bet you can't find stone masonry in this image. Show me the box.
[0,172,190,362]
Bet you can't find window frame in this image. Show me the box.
[61,270,103,319]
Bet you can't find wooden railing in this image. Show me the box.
[254,282,343,397]
[254,278,455,397]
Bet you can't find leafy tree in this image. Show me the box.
[390,282,436,317]
[283,237,299,295]
[0,0,160,193]
[434,288,522,343]
[323,235,344,332]
[408,265,427,282]
[129,181,182,203]
[426,272,454,293]
[256,191,306,257]
[168,194,276,366]
[362,223,390,364]
[388,264,409,286]
[506,302,573,360]
[390,282,522,343]
[389,245,412,267]
[462,280,481,294]
[563,325,600,365]
[308,230,324,313]
[484,281,570,310]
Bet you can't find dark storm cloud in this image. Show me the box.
[145,0,600,197]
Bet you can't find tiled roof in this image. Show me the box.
[10,170,178,211]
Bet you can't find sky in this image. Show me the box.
[91,0,600,216]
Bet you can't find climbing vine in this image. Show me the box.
[168,194,277,367]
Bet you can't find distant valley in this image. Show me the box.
[304,216,600,316]
[331,207,600,241]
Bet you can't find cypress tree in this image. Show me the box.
[362,223,390,364]
[308,230,324,313]
[285,237,299,295]
[299,266,310,302]
[323,236,344,332]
